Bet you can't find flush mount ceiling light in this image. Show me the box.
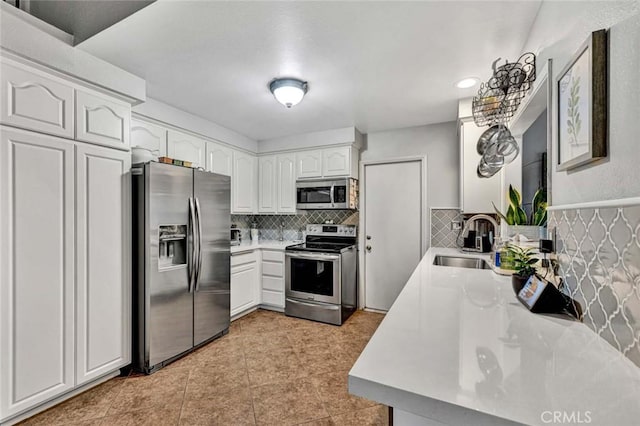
[455,77,479,89]
[269,78,308,108]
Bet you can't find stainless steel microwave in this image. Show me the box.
[296,178,358,210]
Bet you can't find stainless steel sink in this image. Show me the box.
[433,255,491,270]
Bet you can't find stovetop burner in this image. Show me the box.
[285,224,357,254]
[286,241,354,253]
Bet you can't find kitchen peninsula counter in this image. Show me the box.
[349,248,640,426]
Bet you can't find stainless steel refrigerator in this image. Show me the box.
[132,162,230,373]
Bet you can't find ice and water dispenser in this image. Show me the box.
[158,225,187,269]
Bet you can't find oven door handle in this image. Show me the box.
[286,298,340,310]
[285,252,340,261]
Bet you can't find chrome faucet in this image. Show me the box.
[459,214,499,252]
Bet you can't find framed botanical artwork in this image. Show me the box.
[556,29,608,171]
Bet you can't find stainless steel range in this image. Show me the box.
[285,224,357,325]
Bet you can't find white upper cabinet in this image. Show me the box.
[0,127,75,418]
[206,141,233,176]
[460,119,501,213]
[76,89,131,150]
[232,151,257,214]
[296,149,323,179]
[0,61,74,138]
[277,153,297,213]
[323,146,353,178]
[167,129,206,168]
[297,147,359,179]
[75,144,131,385]
[258,155,277,213]
[130,119,167,157]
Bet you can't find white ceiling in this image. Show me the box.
[78,0,542,141]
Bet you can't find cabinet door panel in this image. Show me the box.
[258,156,277,213]
[75,144,131,385]
[322,146,351,177]
[230,263,259,316]
[206,141,232,176]
[296,150,322,179]
[130,119,167,157]
[232,151,257,213]
[277,153,296,213]
[76,90,130,150]
[167,130,206,168]
[0,127,74,418]
[0,62,74,138]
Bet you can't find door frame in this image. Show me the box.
[358,156,428,310]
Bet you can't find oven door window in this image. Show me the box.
[290,258,334,296]
[297,187,331,204]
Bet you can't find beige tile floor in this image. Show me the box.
[21,309,387,426]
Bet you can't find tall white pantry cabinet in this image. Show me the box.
[0,57,132,423]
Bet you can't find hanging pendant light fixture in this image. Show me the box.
[269,78,308,108]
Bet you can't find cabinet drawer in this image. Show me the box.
[262,261,283,277]
[261,290,284,308]
[1,61,74,138]
[76,90,131,150]
[231,251,258,267]
[262,276,284,292]
[262,250,284,262]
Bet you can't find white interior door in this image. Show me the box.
[364,160,423,311]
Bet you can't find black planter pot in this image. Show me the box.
[512,274,531,295]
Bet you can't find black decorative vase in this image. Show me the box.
[512,274,530,295]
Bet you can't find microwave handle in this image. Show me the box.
[330,184,335,207]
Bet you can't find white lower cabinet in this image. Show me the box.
[75,144,131,385]
[230,251,260,317]
[261,250,285,309]
[0,126,131,422]
[0,127,75,419]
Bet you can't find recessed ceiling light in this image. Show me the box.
[455,77,479,89]
[269,78,308,108]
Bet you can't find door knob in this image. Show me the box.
[366,235,372,240]
[366,245,372,252]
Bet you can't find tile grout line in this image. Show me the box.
[97,372,129,424]
[176,368,192,425]
[238,319,260,425]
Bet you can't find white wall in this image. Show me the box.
[522,2,640,205]
[0,2,146,103]
[361,122,459,209]
[258,127,363,153]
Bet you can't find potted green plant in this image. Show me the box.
[493,185,547,241]
[504,244,538,294]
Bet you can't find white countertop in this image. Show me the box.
[349,247,640,426]
[230,240,301,254]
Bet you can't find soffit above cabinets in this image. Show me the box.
[78,0,542,141]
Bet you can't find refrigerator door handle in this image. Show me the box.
[194,197,204,291]
[188,197,197,293]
